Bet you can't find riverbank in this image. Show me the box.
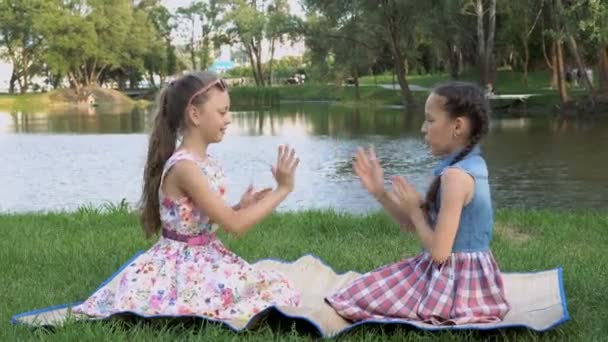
[0,87,148,112]
[229,70,605,114]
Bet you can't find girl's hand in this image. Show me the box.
[272,145,299,192]
[238,185,272,210]
[353,145,385,198]
[391,175,424,216]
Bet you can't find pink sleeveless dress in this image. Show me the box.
[73,150,300,322]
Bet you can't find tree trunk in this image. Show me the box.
[118,76,127,90]
[17,72,26,94]
[20,73,29,94]
[541,20,554,70]
[475,0,486,84]
[522,0,544,88]
[550,41,558,88]
[566,35,594,93]
[51,73,62,89]
[251,37,265,86]
[245,43,260,86]
[267,37,276,86]
[486,0,497,85]
[353,68,360,100]
[129,74,138,89]
[447,42,460,79]
[190,15,197,70]
[200,37,210,70]
[553,0,592,95]
[599,44,608,95]
[555,40,569,104]
[20,50,31,94]
[522,35,530,87]
[458,49,463,75]
[9,68,17,94]
[476,0,496,86]
[147,70,156,88]
[68,71,83,96]
[384,7,415,108]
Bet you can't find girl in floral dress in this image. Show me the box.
[73,71,301,322]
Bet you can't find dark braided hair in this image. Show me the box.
[421,81,490,217]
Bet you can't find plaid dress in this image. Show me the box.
[325,251,509,324]
[326,146,510,325]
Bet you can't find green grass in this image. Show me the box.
[0,89,149,113]
[0,92,51,112]
[360,69,598,93]
[359,69,604,110]
[228,69,602,112]
[3,70,600,114]
[2,207,606,341]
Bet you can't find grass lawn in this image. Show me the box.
[227,69,600,112]
[3,70,599,113]
[0,88,147,113]
[2,208,606,341]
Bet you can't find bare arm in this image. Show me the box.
[175,146,299,235]
[394,168,473,263]
[375,190,415,232]
[353,146,413,231]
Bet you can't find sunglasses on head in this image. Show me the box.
[186,78,228,108]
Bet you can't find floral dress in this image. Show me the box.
[73,150,300,322]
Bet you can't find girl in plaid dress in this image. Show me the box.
[326,81,510,325]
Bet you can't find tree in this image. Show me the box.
[264,0,300,85]
[300,13,333,83]
[370,0,420,108]
[556,0,594,94]
[0,0,47,93]
[424,0,472,79]
[224,0,299,86]
[224,0,267,86]
[175,0,228,73]
[465,0,497,87]
[37,0,133,99]
[503,0,545,86]
[305,0,422,108]
[572,0,608,96]
[303,0,379,97]
[111,8,157,89]
[544,0,569,103]
[37,1,98,98]
[176,3,201,70]
[143,1,178,85]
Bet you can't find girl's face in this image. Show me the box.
[189,87,231,144]
[421,93,470,156]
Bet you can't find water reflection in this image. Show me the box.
[1,104,607,213]
[3,106,150,134]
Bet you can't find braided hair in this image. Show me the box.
[421,81,490,217]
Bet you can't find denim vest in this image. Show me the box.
[429,145,494,252]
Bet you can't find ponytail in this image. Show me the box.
[140,87,177,238]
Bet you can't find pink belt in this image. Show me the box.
[162,229,217,246]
